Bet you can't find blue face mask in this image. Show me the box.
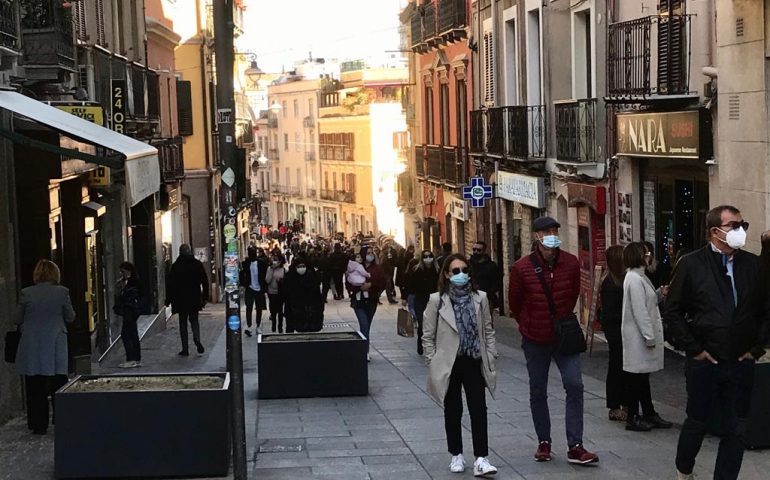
[449,272,470,286]
[541,235,562,249]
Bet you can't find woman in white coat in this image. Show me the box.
[422,254,498,477]
[621,242,672,432]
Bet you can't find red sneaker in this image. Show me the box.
[534,441,552,462]
[567,444,599,465]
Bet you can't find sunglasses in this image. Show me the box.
[450,267,469,275]
[472,248,483,253]
[423,254,434,259]
[720,221,749,231]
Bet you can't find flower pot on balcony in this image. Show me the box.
[54,373,230,479]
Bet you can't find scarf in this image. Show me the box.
[448,283,481,359]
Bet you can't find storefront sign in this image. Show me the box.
[496,171,546,208]
[447,195,469,222]
[55,104,109,185]
[462,177,493,208]
[616,111,700,159]
[618,193,632,245]
[567,183,606,215]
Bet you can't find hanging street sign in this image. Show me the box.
[221,167,236,187]
[462,176,494,208]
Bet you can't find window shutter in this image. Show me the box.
[483,31,496,106]
[176,80,194,136]
[658,0,686,94]
[74,1,87,42]
[96,0,106,46]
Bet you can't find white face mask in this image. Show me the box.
[721,226,747,250]
[296,267,307,275]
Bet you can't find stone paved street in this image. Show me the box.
[1,298,770,479]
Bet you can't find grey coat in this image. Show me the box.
[14,283,75,376]
[621,268,664,374]
[422,291,497,405]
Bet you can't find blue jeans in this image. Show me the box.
[352,300,378,352]
[522,338,584,447]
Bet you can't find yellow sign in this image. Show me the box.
[55,104,111,186]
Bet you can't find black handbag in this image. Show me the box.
[4,328,20,363]
[529,254,587,355]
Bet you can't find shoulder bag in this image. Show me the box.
[529,254,587,355]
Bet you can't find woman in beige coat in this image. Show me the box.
[422,254,498,477]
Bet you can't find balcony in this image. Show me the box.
[288,186,301,197]
[0,1,18,50]
[419,144,466,187]
[321,189,356,204]
[321,92,339,108]
[152,137,185,183]
[438,0,467,42]
[303,116,315,128]
[397,172,415,208]
[267,113,278,128]
[555,99,598,164]
[307,187,317,198]
[441,146,467,187]
[273,184,289,195]
[305,151,316,161]
[20,0,76,80]
[268,148,279,161]
[426,145,442,179]
[409,7,423,51]
[421,1,437,45]
[607,14,693,100]
[470,106,546,161]
[414,145,426,178]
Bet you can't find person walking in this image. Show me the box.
[621,242,672,432]
[470,241,502,313]
[165,244,209,356]
[665,205,769,480]
[422,254,498,477]
[116,262,142,367]
[265,253,287,333]
[508,216,598,465]
[404,249,439,355]
[282,258,324,333]
[395,245,415,300]
[14,260,75,435]
[599,245,627,422]
[240,246,268,336]
[436,242,453,269]
[382,246,399,304]
[329,243,348,300]
[349,246,386,361]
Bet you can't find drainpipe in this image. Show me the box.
[606,0,618,245]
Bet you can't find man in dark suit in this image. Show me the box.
[166,244,209,356]
[240,246,268,336]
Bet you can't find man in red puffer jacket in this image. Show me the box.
[508,216,598,466]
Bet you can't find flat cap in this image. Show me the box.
[532,216,561,232]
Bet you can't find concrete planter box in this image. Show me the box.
[54,373,230,479]
[258,324,367,399]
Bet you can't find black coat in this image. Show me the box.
[599,276,623,331]
[329,251,348,274]
[281,270,324,332]
[470,255,502,308]
[663,245,770,360]
[240,257,268,291]
[404,264,439,302]
[166,255,209,313]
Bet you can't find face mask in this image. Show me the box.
[366,254,375,263]
[423,258,434,266]
[540,235,562,249]
[449,272,470,286]
[722,227,747,250]
[272,261,280,266]
[296,267,307,275]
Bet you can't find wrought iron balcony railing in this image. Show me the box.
[555,98,598,163]
[273,184,289,195]
[471,106,546,160]
[320,189,355,203]
[410,8,423,50]
[469,110,484,154]
[268,148,279,161]
[438,0,466,38]
[267,114,278,128]
[441,146,458,186]
[305,151,316,161]
[414,145,426,178]
[20,0,76,72]
[421,1,436,44]
[0,1,18,50]
[152,137,185,182]
[303,116,315,128]
[426,145,442,179]
[607,14,693,99]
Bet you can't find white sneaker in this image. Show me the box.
[473,457,497,477]
[366,353,371,362]
[118,361,134,368]
[449,454,465,473]
[677,470,695,480]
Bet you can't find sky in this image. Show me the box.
[240,0,406,72]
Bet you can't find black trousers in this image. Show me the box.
[25,375,67,432]
[268,293,285,332]
[121,316,141,362]
[604,327,625,410]
[332,272,344,299]
[244,288,265,327]
[676,359,755,479]
[625,372,655,417]
[414,296,428,352]
[444,356,489,458]
[321,273,332,300]
[385,274,396,301]
[178,310,202,352]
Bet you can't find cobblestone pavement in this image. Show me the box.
[2,299,769,479]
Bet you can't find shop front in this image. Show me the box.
[567,183,607,325]
[616,110,711,284]
[496,171,547,263]
[445,194,468,255]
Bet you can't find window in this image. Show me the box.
[282,100,287,118]
[503,13,519,105]
[348,173,356,192]
[483,27,496,105]
[296,168,301,189]
[658,0,687,94]
[176,80,193,136]
[439,83,450,145]
[424,85,434,144]
[456,79,467,149]
[573,8,592,98]
[275,168,280,183]
[293,99,299,117]
[308,98,314,115]
[333,172,337,191]
[526,9,542,105]
[284,133,289,151]
[324,171,329,189]
[294,132,300,152]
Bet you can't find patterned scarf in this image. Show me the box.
[448,283,481,359]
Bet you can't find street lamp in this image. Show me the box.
[235,52,264,83]
[269,100,282,114]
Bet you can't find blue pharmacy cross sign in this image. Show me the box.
[462,176,494,208]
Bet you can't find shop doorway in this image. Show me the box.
[641,161,708,284]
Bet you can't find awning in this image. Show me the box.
[0,91,160,206]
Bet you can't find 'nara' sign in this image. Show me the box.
[616,110,700,159]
